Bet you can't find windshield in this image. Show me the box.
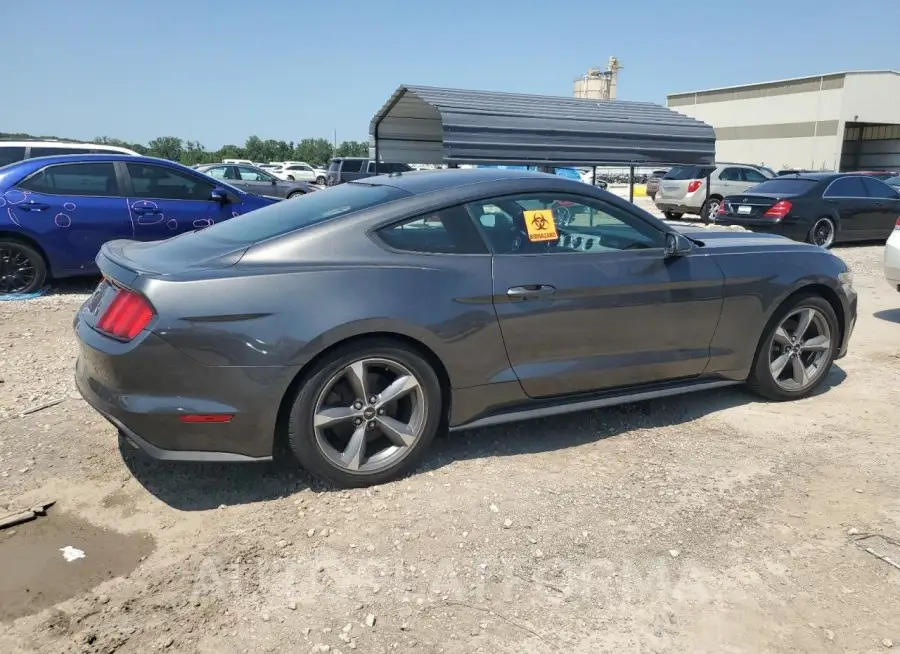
[200,182,410,246]
[887,176,900,188]
[744,178,818,194]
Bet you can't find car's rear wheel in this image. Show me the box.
[747,295,839,401]
[287,191,305,199]
[807,217,836,248]
[316,175,325,185]
[700,198,720,224]
[663,210,683,221]
[0,239,47,295]
[286,175,295,181]
[287,340,443,487]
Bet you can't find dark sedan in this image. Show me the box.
[715,173,900,247]
[195,163,315,199]
[74,168,857,487]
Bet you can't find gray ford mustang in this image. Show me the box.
[74,168,858,488]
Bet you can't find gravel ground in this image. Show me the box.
[1,236,900,653]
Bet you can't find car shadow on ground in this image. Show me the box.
[121,366,847,511]
[873,308,900,323]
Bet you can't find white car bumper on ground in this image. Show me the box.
[885,225,900,290]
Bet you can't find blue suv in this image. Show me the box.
[0,154,280,294]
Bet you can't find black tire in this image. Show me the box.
[287,191,305,199]
[286,175,295,181]
[0,239,47,295]
[316,176,326,185]
[663,210,683,221]
[746,294,839,402]
[807,217,836,248]
[700,197,721,224]
[287,339,443,488]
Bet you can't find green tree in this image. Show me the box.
[146,136,184,161]
[336,140,369,158]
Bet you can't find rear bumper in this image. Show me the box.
[74,315,293,462]
[655,201,700,215]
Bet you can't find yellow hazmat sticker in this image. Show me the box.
[523,209,558,242]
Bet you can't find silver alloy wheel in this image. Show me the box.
[811,218,835,248]
[313,357,426,474]
[705,198,720,221]
[769,307,832,392]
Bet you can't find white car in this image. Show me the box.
[885,219,900,291]
[277,162,327,185]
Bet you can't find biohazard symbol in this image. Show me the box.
[523,209,558,242]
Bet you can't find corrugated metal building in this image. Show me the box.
[667,70,900,172]
[370,85,715,167]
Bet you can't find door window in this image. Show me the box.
[823,176,868,198]
[203,166,232,180]
[377,205,487,254]
[860,176,899,199]
[718,167,743,181]
[127,163,215,201]
[18,162,119,196]
[466,194,664,255]
[236,166,273,182]
[740,168,768,184]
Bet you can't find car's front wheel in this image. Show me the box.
[287,339,443,487]
[747,294,839,401]
[287,191,305,199]
[316,175,325,185]
[0,239,47,295]
[286,175,295,181]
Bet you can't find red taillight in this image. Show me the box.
[717,201,727,215]
[895,217,900,230]
[179,414,234,424]
[763,200,792,219]
[686,180,703,193]
[96,288,153,340]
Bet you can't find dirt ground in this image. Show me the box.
[1,211,900,653]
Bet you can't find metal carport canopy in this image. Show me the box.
[369,85,716,167]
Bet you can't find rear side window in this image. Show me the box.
[30,146,92,158]
[0,146,27,167]
[377,205,487,254]
[18,162,119,196]
[664,165,715,180]
[200,182,410,246]
[340,159,365,173]
[327,160,341,172]
[745,179,818,195]
[741,168,768,183]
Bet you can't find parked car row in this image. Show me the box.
[655,162,774,222]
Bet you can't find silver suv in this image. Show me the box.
[655,163,773,222]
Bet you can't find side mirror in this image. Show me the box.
[210,188,229,204]
[664,231,692,257]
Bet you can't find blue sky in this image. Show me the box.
[6,0,898,148]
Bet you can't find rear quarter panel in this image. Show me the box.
[704,244,850,375]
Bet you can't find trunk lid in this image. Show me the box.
[99,233,248,278]
[656,165,715,201]
[719,193,785,221]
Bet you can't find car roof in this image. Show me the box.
[0,154,195,178]
[357,167,567,194]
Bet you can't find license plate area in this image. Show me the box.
[737,205,752,214]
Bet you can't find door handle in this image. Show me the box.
[18,201,49,211]
[131,206,160,214]
[507,285,556,300]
